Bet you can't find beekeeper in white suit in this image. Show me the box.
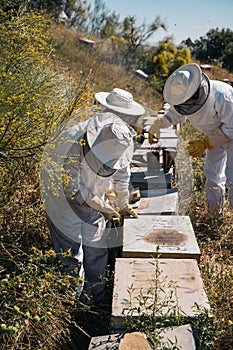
[148,63,233,219]
[41,89,145,304]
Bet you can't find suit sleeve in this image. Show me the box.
[111,165,131,193]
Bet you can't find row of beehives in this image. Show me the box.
[88,125,210,349]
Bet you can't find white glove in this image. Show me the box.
[148,117,164,144]
[115,191,139,218]
[87,195,121,222]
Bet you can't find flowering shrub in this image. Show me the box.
[0,3,93,206]
[0,4,93,348]
[0,245,83,349]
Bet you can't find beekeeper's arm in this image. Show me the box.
[86,195,121,221]
[187,97,233,157]
[148,107,185,144]
[63,144,121,222]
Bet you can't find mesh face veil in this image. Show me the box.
[174,73,210,115]
[82,133,117,177]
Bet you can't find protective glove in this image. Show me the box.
[87,195,121,222]
[115,191,139,218]
[148,117,164,144]
[187,135,213,157]
[134,122,145,145]
[105,182,118,204]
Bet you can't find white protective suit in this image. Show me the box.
[160,79,233,214]
[41,112,134,301]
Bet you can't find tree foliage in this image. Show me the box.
[182,28,233,72]
[0,0,63,17]
[89,0,120,37]
[222,42,233,73]
[65,0,91,31]
[121,15,167,68]
[63,0,120,35]
[109,15,167,70]
[144,38,191,93]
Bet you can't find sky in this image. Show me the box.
[94,0,233,45]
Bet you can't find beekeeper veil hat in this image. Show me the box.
[86,113,134,170]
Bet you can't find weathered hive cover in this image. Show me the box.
[111,258,210,329]
[141,124,178,150]
[142,133,178,149]
[123,215,201,260]
[133,189,178,215]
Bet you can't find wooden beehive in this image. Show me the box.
[123,215,201,260]
[111,258,210,329]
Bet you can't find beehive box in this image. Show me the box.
[111,258,210,329]
[133,189,179,215]
[142,134,178,150]
[123,215,200,260]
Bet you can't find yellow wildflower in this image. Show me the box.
[63,248,71,257]
[63,275,71,281]
[79,139,86,146]
[46,249,56,257]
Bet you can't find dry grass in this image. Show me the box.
[52,24,163,112]
[193,58,233,81]
[187,200,233,350]
[180,118,233,349]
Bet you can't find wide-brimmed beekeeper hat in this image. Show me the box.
[163,63,203,105]
[95,88,145,116]
[86,113,134,170]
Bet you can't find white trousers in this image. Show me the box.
[204,140,233,214]
[46,215,109,302]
